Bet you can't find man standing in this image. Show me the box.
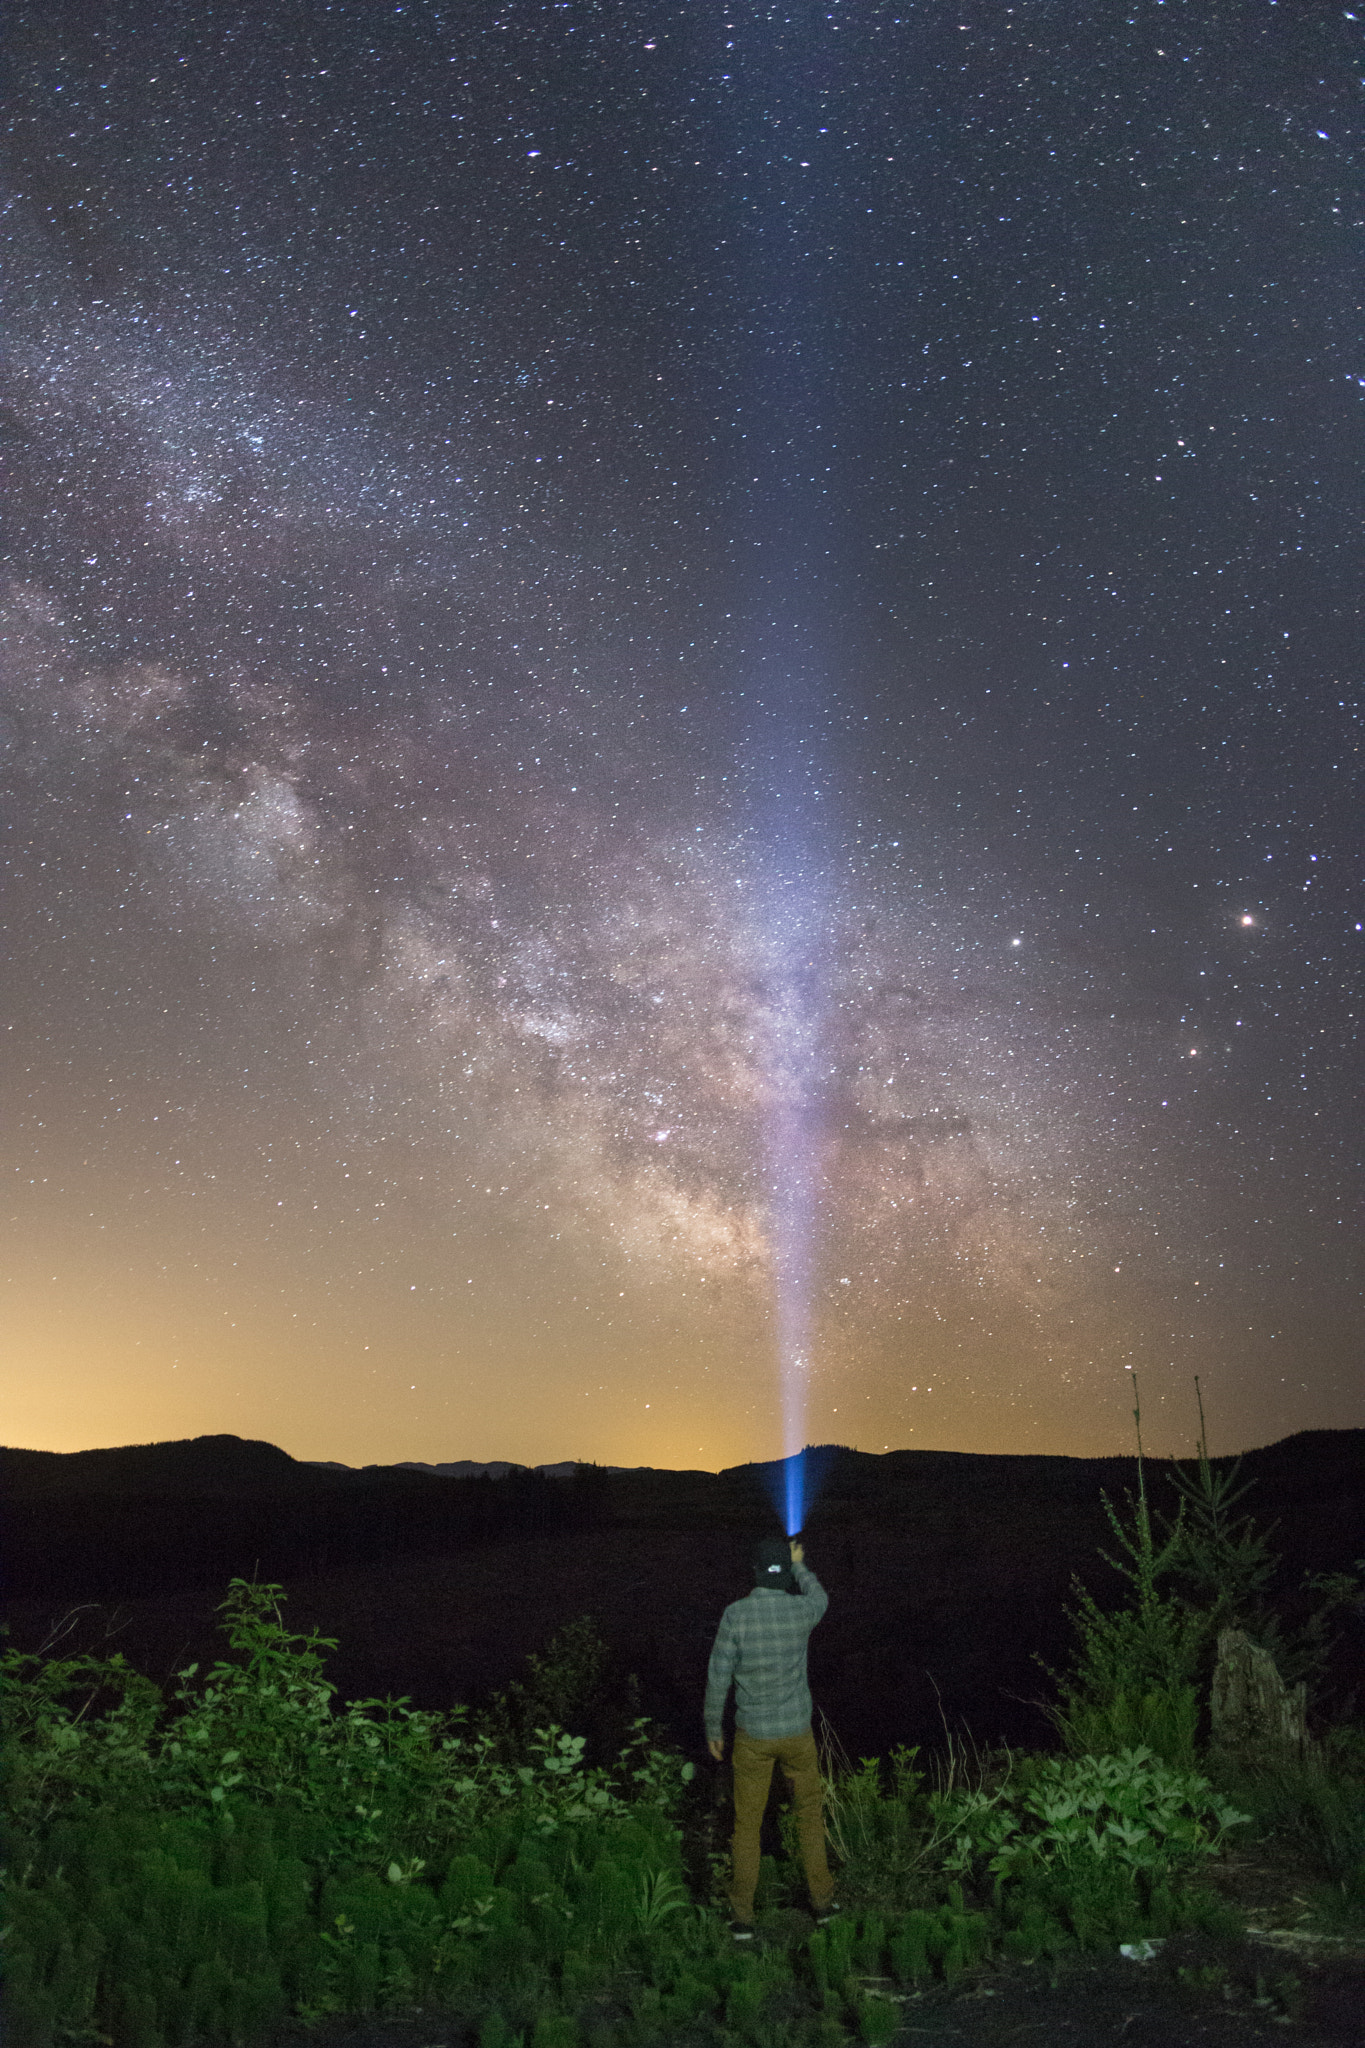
[704,1535,836,1938]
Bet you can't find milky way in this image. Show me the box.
[3,1,1361,1465]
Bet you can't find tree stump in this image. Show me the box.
[1210,1626,1308,1757]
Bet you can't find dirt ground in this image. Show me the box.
[272,1867,1365,2048]
[271,1931,1365,2048]
[853,1929,1365,2046]
[862,1840,1365,2046]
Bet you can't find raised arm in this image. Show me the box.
[791,1553,829,1623]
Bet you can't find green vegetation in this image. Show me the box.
[1041,1377,1363,1768]
[0,1581,1256,2048]
[2,1585,707,2048]
[1209,1727,1365,1934]
[1029,1375,1365,1970]
[3,1389,1360,2045]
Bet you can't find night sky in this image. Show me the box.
[3,1,1361,1470]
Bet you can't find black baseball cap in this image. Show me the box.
[752,1537,798,1588]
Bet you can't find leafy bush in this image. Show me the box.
[933,1746,1248,1889]
[1,1580,705,2046]
[482,1614,646,1769]
[1,1647,164,1835]
[924,1746,1248,1953]
[2,1581,693,1860]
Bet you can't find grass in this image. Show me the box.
[1204,1725,1365,1933]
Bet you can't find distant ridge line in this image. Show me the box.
[311,1458,647,1479]
[3,1427,1361,1493]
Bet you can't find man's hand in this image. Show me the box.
[708,1736,725,1762]
[789,1539,805,1566]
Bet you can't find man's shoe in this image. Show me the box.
[813,1901,841,1926]
[727,1917,756,1942]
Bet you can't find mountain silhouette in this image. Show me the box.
[4,1430,1361,1760]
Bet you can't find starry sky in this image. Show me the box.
[3,0,1361,1470]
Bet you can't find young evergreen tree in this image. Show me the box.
[1046,1377,1204,1764]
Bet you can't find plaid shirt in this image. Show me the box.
[703,1563,828,1741]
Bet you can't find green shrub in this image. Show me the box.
[813,1739,941,1908]
[930,1746,1247,1958]
[531,2015,580,2048]
[852,1910,885,1973]
[1000,1895,1069,1961]
[887,1909,930,1984]
[1056,1683,1200,1766]
[2,1580,695,1871]
[855,1989,899,2045]
[1046,1378,1362,1764]
[1162,1382,1279,1642]
[823,1910,856,1982]
[479,2011,521,2048]
[934,1746,1247,1888]
[725,1964,766,2031]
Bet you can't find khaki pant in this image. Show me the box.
[729,1724,833,1923]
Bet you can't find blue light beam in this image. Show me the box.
[764,864,826,1535]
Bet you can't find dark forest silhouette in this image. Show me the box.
[4,1430,1362,1761]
